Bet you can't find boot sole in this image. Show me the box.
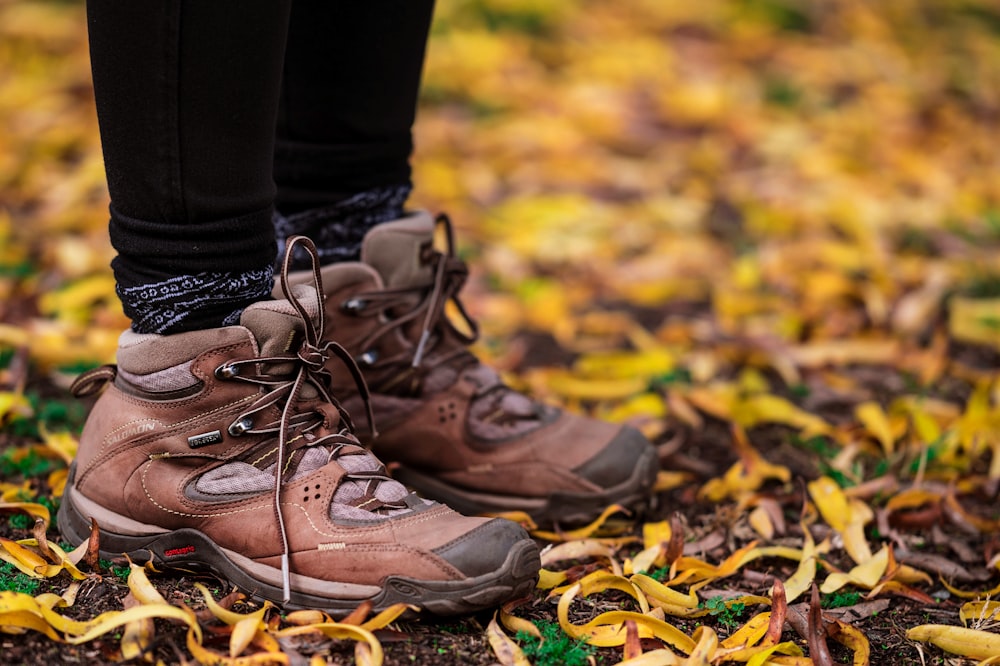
[392,444,660,527]
[58,479,539,616]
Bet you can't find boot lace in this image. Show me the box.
[222,235,404,603]
[342,214,558,440]
[345,213,480,396]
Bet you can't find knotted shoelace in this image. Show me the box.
[222,235,398,603]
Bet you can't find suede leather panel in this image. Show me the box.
[118,326,252,374]
[360,211,436,289]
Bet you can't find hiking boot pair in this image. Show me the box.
[59,236,539,615]
[60,217,659,615]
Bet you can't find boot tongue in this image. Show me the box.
[239,284,320,356]
[360,212,436,288]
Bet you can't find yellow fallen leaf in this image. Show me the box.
[961,601,1000,627]
[830,619,871,665]
[543,372,647,401]
[60,603,200,645]
[669,541,762,589]
[949,297,1000,352]
[275,623,382,664]
[681,625,717,665]
[745,642,805,666]
[127,560,168,605]
[907,624,1000,661]
[38,426,77,466]
[733,394,831,437]
[559,571,649,613]
[284,610,330,626]
[186,625,287,666]
[558,583,696,652]
[653,471,692,493]
[0,502,50,527]
[941,577,1000,600]
[821,546,890,594]
[0,609,63,640]
[574,348,675,380]
[8,538,85,581]
[642,521,672,551]
[700,425,791,502]
[540,538,624,575]
[0,537,48,577]
[721,611,771,650]
[855,401,897,457]
[230,616,261,659]
[536,568,567,590]
[194,583,269,628]
[37,274,118,322]
[120,593,153,662]
[884,488,941,513]
[749,506,774,540]
[778,525,819,605]
[808,477,873,564]
[483,511,538,532]
[532,504,630,543]
[487,615,531,666]
[614,648,681,665]
[48,468,68,498]
[499,603,540,640]
[629,574,699,611]
[360,603,414,631]
[0,480,33,502]
[0,391,32,423]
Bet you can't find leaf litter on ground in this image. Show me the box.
[2,0,1000,664]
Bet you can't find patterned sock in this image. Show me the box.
[116,266,274,334]
[274,183,411,269]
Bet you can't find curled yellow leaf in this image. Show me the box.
[486,615,531,666]
[906,624,1000,661]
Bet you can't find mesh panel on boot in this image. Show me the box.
[117,363,199,392]
[463,365,557,442]
[194,443,417,521]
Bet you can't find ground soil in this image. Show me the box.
[1,325,997,666]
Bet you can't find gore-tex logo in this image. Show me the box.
[164,545,195,557]
[188,430,223,448]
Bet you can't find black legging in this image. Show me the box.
[87,0,435,285]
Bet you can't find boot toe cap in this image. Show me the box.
[570,425,657,490]
[432,517,536,578]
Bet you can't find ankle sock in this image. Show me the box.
[274,183,410,269]
[116,266,274,334]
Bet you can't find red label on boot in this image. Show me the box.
[164,546,196,557]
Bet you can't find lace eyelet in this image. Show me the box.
[215,364,239,379]
[341,298,367,314]
[228,417,254,436]
[357,350,379,366]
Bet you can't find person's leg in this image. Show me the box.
[88,0,291,333]
[273,0,436,265]
[68,0,539,614]
[273,1,659,527]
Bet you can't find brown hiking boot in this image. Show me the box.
[58,237,539,616]
[289,213,659,526]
